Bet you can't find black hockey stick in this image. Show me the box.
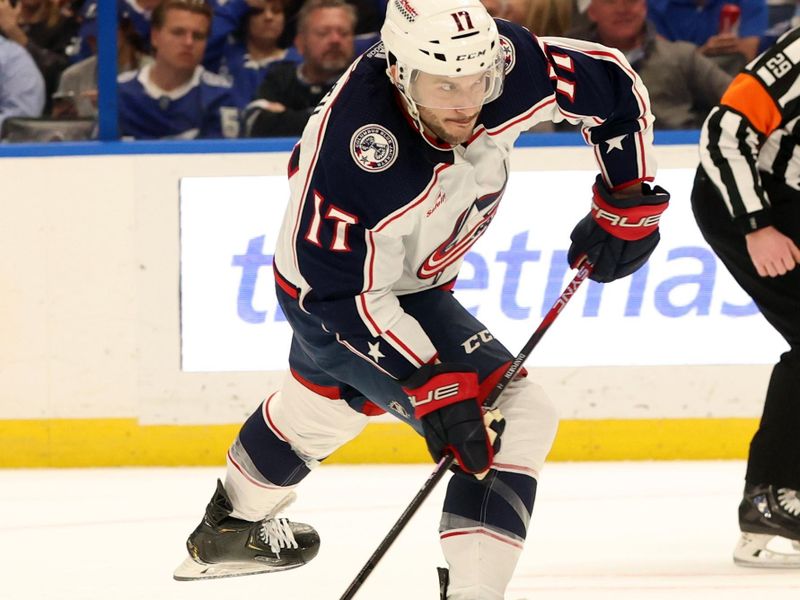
[338,262,593,600]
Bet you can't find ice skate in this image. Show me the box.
[173,480,320,581]
[733,484,800,568]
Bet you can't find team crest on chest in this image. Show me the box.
[499,35,515,74]
[351,125,398,172]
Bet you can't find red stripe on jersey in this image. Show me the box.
[488,96,556,136]
[358,294,381,334]
[385,329,426,366]
[290,368,340,399]
[273,264,299,299]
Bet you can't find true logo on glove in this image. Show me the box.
[591,201,662,229]
[408,383,461,408]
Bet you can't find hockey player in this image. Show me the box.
[692,27,800,568]
[118,0,240,139]
[174,0,670,596]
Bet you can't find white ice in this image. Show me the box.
[2,461,799,599]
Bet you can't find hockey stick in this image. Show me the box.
[338,262,593,600]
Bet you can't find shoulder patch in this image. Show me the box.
[499,35,516,75]
[350,124,398,172]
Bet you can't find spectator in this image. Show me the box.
[118,0,239,139]
[243,0,354,137]
[70,0,162,63]
[204,0,290,110]
[279,0,379,46]
[480,0,531,23]
[520,0,574,36]
[647,0,768,75]
[0,0,78,112]
[52,0,150,118]
[568,0,732,129]
[0,35,45,133]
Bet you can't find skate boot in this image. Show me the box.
[733,484,800,568]
[173,479,320,580]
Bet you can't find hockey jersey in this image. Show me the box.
[118,65,239,139]
[273,19,656,380]
[700,26,800,233]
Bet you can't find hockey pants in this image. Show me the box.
[224,283,559,598]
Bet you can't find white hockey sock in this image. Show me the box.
[224,457,297,522]
[441,529,522,599]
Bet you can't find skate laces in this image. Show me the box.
[777,488,800,516]
[260,518,299,555]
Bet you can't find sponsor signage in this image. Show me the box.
[179,169,787,372]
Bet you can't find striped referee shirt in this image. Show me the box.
[700,26,800,233]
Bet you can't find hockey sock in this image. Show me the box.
[439,470,537,598]
[224,398,312,521]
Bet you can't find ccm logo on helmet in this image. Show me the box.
[457,49,487,61]
[408,383,460,407]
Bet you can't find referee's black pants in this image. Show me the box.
[691,166,800,490]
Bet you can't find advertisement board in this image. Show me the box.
[179,169,787,372]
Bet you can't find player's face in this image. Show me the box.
[151,9,210,72]
[412,71,493,111]
[247,1,285,46]
[588,0,647,48]
[411,71,487,145]
[296,7,355,74]
[417,104,481,145]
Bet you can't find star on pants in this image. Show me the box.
[605,134,626,153]
[367,341,385,363]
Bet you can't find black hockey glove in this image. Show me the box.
[402,363,505,476]
[568,175,670,283]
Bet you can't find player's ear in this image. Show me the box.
[387,64,399,85]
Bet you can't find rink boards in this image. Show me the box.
[0,136,777,467]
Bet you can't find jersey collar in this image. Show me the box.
[138,64,203,101]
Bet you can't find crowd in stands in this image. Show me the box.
[0,0,797,141]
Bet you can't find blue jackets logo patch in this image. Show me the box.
[351,125,398,172]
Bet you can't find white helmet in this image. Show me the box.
[381,0,504,111]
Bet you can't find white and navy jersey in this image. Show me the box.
[118,65,239,139]
[700,27,800,233]
[274,19,656,380]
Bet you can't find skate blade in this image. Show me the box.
[733,532,800,569]
[173,556,301,581]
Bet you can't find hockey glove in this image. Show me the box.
[402,363,505,476]
[568,175,670,283]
